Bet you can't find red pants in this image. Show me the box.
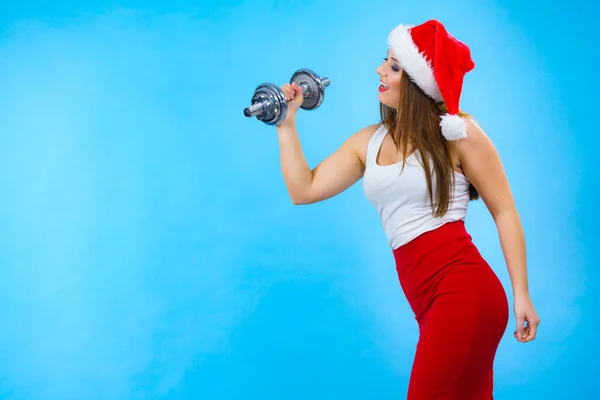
[393,221,509,399]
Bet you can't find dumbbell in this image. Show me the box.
[243,69,331,126]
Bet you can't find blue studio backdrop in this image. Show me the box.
[0,0,598,399]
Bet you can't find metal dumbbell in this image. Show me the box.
[243,69,331,126]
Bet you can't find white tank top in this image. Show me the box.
[363,124,471,249]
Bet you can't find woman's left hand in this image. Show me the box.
[513,293,540,343]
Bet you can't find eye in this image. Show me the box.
[384,57,401,72]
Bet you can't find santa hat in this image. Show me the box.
[387,20,475,140]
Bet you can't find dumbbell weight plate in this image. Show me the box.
[290,69,328,111]
[249,83,288,125]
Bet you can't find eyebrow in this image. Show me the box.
[387,52,400,63]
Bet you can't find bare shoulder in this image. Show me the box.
[462,117,492,144]
[346,123,382,165]
[454,117,496,159]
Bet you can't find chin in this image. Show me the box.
[378,98,395,109]
[378,92,396,108]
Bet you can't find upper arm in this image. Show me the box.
[456,118,515,219]
[299,124,379,204]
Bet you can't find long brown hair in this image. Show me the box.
[379,71,479,217]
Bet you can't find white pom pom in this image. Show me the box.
[440,114,467,141]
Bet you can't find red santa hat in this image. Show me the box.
[387,19,475,140]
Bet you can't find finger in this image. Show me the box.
[290,83,302,97]
[290,92,304,106]
[516,317,526,340]
[524,319,539,342]
[281,83,291,92]
[286,92,295,101]
[519,320,535,342]
[521,323,531,342]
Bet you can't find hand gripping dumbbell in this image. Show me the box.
[243,69,330,126]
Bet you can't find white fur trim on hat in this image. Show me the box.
[387,24,443,102]
[440,114,467,140]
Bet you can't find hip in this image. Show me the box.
[392,220,508,319]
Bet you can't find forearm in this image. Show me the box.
[494,207,530,297]
[276,120,313,203]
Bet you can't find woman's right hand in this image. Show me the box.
[278,82,304,127]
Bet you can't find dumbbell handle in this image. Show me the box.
[244,102,265,118]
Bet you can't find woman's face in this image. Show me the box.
[376,49,403,109]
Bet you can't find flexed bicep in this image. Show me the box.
[294,124,379,205]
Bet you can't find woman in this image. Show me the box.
[275,19,540,399]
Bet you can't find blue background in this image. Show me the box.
[0,0,597,399]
